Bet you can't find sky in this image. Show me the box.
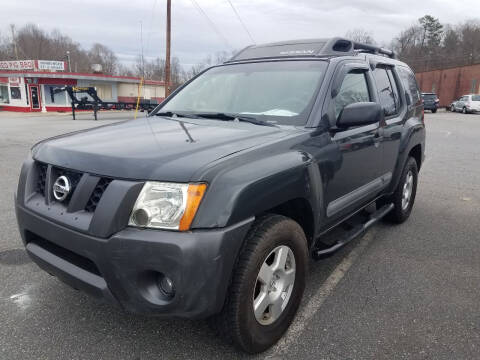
[0,0,479,68]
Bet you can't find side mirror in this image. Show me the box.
[337,102,383,128]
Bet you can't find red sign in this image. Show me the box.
[0,60,35,70]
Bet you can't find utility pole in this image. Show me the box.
[140,21,145,79]
[165,0,171,97]
[10,24,19,61]
[66,51,72,72]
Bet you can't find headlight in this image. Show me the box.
[129,182,207,231]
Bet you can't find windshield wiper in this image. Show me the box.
[155,111,199,119]
[191,112,276,127]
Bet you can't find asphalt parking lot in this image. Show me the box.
[1,110,479,359]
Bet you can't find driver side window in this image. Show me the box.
[334,71,370,120]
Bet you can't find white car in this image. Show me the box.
[450,94,480,114]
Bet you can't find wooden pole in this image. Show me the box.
[165,0,171,98]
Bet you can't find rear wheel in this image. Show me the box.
[450,105,455,112]
[211,215,308,354]
[385,157,418,223]
[432,108,437,113]
[462,107,467,114]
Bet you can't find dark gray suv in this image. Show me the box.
[15,38,425,353]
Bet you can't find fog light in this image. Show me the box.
[157,274,175,298]
[132,208,150,226]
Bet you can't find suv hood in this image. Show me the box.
[33,117,291,182]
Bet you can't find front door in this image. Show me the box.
[29,85,41,111]
[323,67,384,220]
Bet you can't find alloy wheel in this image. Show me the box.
[253,245,296,325]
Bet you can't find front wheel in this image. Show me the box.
[211,215,308,353]
[385,157,418,223]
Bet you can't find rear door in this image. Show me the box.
[371,64,406,180]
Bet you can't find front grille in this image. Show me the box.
[25,231,102,276]
[34,162,112,213]
[85,178,112,212]
[36,163,48,196]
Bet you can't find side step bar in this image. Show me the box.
[312,203,394,259]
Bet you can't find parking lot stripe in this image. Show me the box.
[265,229,378,358]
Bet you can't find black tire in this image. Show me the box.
[463,107,467,114]
[450,105,455,112]
[432,108,437,113]
[385,157,418,223]
[211,215,308,354]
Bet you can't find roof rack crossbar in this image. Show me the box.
[353,42,396,59]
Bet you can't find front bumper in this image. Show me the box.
[16,202,253,319]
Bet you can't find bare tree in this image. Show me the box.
[88,43,118,74]
[345,28,376,44]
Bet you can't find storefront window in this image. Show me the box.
[44,85,68,105]
[10,86,21,100]
[0,85,9,104]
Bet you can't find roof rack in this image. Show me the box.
[225,37,395,63]
[353,42,396,59]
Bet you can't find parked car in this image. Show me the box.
[421,92,439,113]
[450,94,480,114]
[15,38,425,354]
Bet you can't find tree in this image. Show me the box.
[88,43,118,74]
[419,15,443,49]
[345,28,376,44]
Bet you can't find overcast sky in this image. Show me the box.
[1,0,479,68]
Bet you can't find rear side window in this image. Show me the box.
[398,67,420,106]
[472,95,480,101]
[373,66,399,116]
[334,71,370,119]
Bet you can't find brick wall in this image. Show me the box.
[416,64,480,107]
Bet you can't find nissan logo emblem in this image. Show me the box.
[53,175,71,202]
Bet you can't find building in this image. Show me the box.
[0,60,165,112]
[415,63,480,107]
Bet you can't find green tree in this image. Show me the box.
[419,15,444,49]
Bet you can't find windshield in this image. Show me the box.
[157,61,328,126]
[422,94,437,100]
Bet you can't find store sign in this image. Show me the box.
[8,77,20,86]
[38,60,65,71]
[0,60,35,70]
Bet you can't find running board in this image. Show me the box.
[312,203,394,259]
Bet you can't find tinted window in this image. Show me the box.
[373,66,398,116]
[422,94,437,100]
[334,71,370,119]
[398,67,420,105]
[387,69,401,109]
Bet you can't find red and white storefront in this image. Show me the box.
[0,60,165,112]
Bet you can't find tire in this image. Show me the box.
[211,214,308,353]
[462,107,467,114]
[450,105,455,112]
[432,108,437,113]
[385,157,418,223]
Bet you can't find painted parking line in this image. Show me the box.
[265,229,378,359]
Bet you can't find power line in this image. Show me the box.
[189,0,233,49]
[226,0,255,44]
